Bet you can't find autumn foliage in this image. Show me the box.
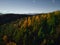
[0,11,60,45]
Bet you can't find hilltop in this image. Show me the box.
[0,10,60,24]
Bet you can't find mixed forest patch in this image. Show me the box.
[0,11,60,45]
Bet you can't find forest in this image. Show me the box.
[0,11,60,45]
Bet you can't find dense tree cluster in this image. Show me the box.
[0,11,60,45]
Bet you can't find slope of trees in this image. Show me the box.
[0,11,60,45]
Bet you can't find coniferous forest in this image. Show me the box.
[0,11,60,45]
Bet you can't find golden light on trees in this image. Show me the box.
[55,11,60,15]
[47,13,51,19]
[6,41,16,45]
[2,35,8,42]
[31,16,35,24]
[41,15,47,19]
[35,15,40,22]
[28,17,32,27]
[23,18,27,28]
[32,16,35,21]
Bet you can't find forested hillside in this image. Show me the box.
[0,11,60,45]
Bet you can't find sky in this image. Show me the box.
[0,0,60,14]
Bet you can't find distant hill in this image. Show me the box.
[0,14,32,24]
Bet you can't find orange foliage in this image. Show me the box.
[2,35,8,42]
[28,17,31,27]
[23,18,27,28]
[41,15,47,19]
[32,16,35,21]
[18,21,22,28]
[35,15,40,22]
[6,41,16,45]
[32,16,35,24]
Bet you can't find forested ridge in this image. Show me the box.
[0,11,60,45]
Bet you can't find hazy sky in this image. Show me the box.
[0,0,60,14]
